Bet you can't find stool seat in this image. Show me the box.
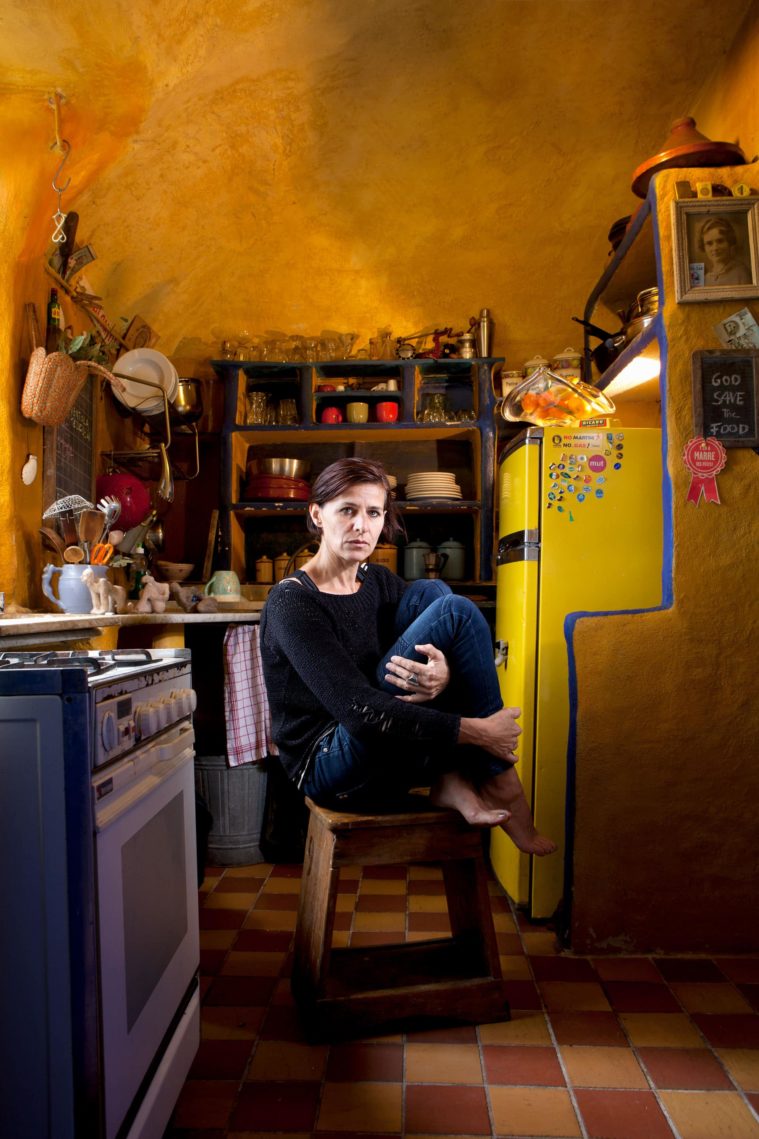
[291,795,510,1040]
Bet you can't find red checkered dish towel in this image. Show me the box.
[223,624,279,766]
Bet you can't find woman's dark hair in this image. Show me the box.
[697,216,738,254]
[306,457,404,541]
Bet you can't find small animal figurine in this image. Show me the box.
[81,568,127,615]
[170,582,219,613]
[136,573,171,614]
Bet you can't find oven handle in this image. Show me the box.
[94,740,195,832]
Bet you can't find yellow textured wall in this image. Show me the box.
[2,0,753,604]
[570,164,759,953]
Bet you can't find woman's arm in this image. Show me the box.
[458,706,522,763]
[263,586,460,746]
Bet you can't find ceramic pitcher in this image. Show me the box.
[42,563,108,614]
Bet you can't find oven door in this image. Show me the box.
[94,722,200,1139]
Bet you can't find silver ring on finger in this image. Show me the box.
[407,672,419,687]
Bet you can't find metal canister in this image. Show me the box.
[274,553,290,582]
[255,556,273,584]
[458,333,476,359]
[369,544,398,573]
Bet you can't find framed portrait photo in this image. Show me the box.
[671,198,759,303]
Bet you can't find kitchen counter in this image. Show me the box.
[0,604,262,648]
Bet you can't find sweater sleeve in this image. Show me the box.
[262,583,460,747]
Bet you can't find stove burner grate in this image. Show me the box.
[0,649,156,674]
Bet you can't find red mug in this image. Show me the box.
[321,405,343,424]
[375,401,399,423]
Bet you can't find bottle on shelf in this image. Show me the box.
[45,288,62,354]
[475,308,493,358]
[129,547,148,599]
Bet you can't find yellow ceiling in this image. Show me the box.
[2,0,756,367]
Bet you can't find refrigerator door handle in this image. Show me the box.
[497,541,539,566]
[500,528,540,551]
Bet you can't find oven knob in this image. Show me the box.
[188,688,198,713]
[171,689,194,718]
[135,702,158,739]
[101,711,118,752]
[157,700,171,729]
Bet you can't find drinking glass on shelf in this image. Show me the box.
[319,338,338,361]
[423,393,449,422]
[246,391,268,425]
[303,337,319,363]
[277,398,298,425]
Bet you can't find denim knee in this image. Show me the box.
[396,578,451,627]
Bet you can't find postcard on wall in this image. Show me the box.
[713,307,759,349]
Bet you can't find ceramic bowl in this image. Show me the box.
[155,560,194,582]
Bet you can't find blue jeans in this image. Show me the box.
[302,580,507,808]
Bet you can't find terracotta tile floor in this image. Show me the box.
[166,862,759,1138]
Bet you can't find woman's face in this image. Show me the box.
[310,481,387,565]
[702,224,733,265]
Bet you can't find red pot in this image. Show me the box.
[95,472,151,530]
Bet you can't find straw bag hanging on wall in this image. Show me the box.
[21,347,126,427]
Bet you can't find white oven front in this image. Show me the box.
[94,720,200,1139]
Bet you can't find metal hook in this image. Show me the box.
[52,139,71,194]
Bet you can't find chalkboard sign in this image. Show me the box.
[692,350,759,448]
[42,378,95,505]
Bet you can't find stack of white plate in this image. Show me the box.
[112,349,178,415]
[405,471,462,499]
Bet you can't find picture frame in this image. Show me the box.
[671,198,759,303]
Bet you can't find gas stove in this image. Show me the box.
[0,648,195,769]
[0,648,183,677]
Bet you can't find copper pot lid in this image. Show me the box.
[631,117,746,198]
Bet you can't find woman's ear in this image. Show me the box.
[309,503,322,530]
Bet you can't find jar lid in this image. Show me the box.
[502,370,523,378]
[524,355,549,368]
[552,347,581,364]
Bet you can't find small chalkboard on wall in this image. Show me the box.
[692,350,759,448]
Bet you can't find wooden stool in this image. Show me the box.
[291,795,510,1040]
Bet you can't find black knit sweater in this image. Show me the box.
[259,564,461,784]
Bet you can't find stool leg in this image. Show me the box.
[292,814,339,1005]
[442,857,502,979]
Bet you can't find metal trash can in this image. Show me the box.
[194,755,268,865]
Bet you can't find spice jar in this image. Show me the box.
[524,355,550,377]
[551,347,583,382]
[500,369,523,398]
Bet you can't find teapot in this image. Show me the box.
[403,540,432,581]
[437,538,466,581]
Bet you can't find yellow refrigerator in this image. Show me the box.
[491,425,664,919]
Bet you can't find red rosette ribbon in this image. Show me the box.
[682,436,727,505]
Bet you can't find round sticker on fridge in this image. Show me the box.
[588,454,606,472]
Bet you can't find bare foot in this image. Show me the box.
[480,768,557,856]
[430,770,510,829]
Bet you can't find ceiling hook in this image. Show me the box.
[52,139,72,194]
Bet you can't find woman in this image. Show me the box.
[260,457,555,855]
[698,216,752,286]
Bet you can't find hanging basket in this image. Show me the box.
[21,347,126,427]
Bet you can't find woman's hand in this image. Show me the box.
[458,707,522,764]
[384,643,450,702]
